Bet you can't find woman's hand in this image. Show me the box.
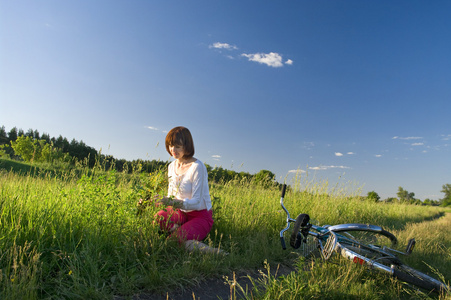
[158,196,183,208]
[151,194,162,203]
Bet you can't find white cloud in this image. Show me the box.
[335,152,355,156]
[209,42,238,50]
[309,165,350,171]
[146,126,169,133]
[209,42,292,67]
[211,155,221,161]
[411,143,424,146]
[289,165,349,173]
[241,52,284,68]
[288,169,306,174]
[375,154,382,158]
[392,136,423,140]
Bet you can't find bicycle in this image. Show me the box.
[278,184,449,294]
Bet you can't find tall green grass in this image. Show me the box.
[0,162,450,299]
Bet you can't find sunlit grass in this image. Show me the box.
[0,161,450,299]
[393,212,451,287]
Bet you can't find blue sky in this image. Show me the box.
[1,1,450,200]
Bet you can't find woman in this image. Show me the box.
[154,126,225,254]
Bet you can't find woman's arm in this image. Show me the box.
[181,162,209,211]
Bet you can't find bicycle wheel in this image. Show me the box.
[393,264,448,293]
[339,243,449,294]
[290,213,309,249]
[328,223,397,248]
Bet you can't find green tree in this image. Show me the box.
[397,187,415,203]
[9,136,58,163]
[384,197,397,203]
[1,126,14,157]
[53,135,70,152]
[25,128,34,138]
[8,127,18,142]
[239,171,251,181]
[10,135,35,161]
[254,169,276,186]
[33,129,40,140]
[441,184,451,207]
[367,191,380,202]
[41,133,51,143]
[40,141,60,163]
[423,198,432,206]
[0,144,9,158]
[0,126,7,144]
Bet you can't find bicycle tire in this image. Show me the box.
[328,223,397,248]
[393,264,448,293]
[339,242,448,294]
[290,213,309,249]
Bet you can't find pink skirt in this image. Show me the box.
[155,207,214,243]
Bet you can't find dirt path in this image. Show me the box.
[114,263,297,300]
[115,213,451,299]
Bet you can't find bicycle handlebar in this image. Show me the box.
[281,184,287,198]
[280,184,311,250]
[280,184,288,249]
[280,237,287,250]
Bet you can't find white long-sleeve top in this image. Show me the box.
[167,159,212,212]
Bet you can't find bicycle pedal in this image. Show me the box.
[405,238,415,255]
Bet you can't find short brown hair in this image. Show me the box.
[165,126,195,159]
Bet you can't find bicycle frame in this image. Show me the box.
[280,184,401,262]
[280,184,395,251]
[278,184,449,294]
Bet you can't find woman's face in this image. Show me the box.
[169,144,185,160]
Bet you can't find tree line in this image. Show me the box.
[366,185,451,207]
[2,125,449,206]
[0,125,276,185]
[0,126,97,166]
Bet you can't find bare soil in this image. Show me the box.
[114,263,297,300]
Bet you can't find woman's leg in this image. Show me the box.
[173,209,214,242]
[184,240,228,255]
[172,210,227,254]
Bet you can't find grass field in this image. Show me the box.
[0,158,450,299]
